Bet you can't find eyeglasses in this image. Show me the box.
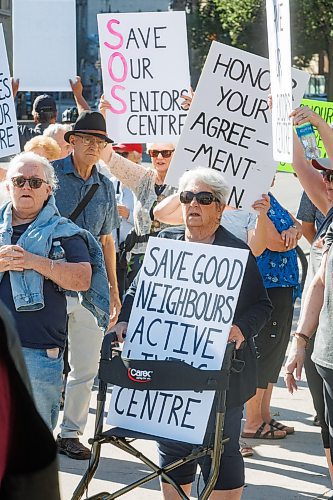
[11,176,48,189]
[75,135,107,149]
[321,171,333,182]
[180,191,220,205]
[149,149,174,158]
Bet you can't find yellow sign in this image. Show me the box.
[278,98,333,172]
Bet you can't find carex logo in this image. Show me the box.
[127,367,153,383]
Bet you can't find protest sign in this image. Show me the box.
[107,238,249,444]
[97,11,190,142]
[266,0,293,162]
[13,0,76,91]
[279,98,333,172]
[165,42,309,211]
[0,25,20,158]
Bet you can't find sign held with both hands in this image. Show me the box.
[107,238,249,444]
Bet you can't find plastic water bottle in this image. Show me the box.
[295,123,320,160]
[49,241,66,292]
[49,241,66,261]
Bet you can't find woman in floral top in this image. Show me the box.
[103,142,177,285]
[241,191,302,442]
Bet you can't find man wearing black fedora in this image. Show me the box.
[53,110,121,459]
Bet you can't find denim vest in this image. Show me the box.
[0,196,109,330]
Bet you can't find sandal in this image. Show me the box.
[241,422,287,440]
[269,418,294,435]
[240,441,254,457]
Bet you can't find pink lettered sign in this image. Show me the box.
[98,11,190,142]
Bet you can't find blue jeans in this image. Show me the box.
[22,347,63,430]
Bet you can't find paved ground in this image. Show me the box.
[57,173,332,499]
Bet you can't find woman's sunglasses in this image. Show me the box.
[149,149,174,158]
[11,176,48,189]
[321,171,333,182]
[180,191,220,205]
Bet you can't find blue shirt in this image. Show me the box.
[53,155,119,239]
[257,193,299,289]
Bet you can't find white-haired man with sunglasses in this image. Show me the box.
[0,152,94,431]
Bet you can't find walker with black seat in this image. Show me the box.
[71,331,242,500]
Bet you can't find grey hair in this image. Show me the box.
[178,167,230,204]
[43,123,72,137]
[6,152,58,191]
[146,142,177,151]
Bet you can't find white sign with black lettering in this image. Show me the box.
[97,11,190,142]
[107,238,249,444]
[266,0,292,162]
[0,25,20,158]
[165,41,309,211]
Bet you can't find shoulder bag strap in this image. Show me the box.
[69,183,99,222]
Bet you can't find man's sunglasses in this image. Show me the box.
[180,191,220,205]
[149,149,174,158]
[11,176,48,189]
[321,171,333,182]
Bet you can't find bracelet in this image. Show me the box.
[292,332,311,348]
[50,260,54,273]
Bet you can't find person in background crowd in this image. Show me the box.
[24,135,61,161]
[297,190,325,245]
[11,76,90,150]
[296,187,325,429]
[99,95,178,285]
[109,143,140,298]
[285,103,333,485]
[113,167,272,500]
[0,300,61,500]
[43,123,73,159]
[241,186,302,441]
[55,111,120,460]
[113,142,143,164]
[62,106,79,125]
[0,152,92,429]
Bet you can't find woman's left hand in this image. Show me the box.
[228,325,245,350]
[281,227,298,249]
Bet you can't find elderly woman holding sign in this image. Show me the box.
[113,167,272,499]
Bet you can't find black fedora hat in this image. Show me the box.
[64,110,113,144]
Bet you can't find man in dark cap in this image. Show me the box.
[17,94,57,150]
[54,110,121,460]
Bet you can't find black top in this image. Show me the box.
[17,122,48,151]
[119,225,272,408]
[0,224,90,350]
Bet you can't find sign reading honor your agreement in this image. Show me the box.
[0,25,19,158]
[266,0,293,162]
[107,238,249,444]
[165,42,309,211]
[98,11,190,142]
[13,0,76,91]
